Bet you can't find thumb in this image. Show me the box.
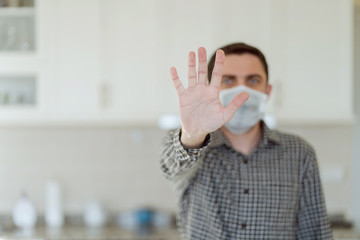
[222,92,249,122]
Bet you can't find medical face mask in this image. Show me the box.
[219,85,268,134]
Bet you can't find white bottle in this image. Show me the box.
[83,200,107,228]
[45,180,64,228]
[12,192,37,231]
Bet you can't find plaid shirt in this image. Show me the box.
[160,122,333,240]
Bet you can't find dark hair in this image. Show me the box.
[207,42,269,82]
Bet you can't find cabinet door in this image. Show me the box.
[158,0,354,125]
[272,0,354,124]
[40,0,101,116]
[154,0,273,118]
[99,0,162,122]
[81,0,353,124]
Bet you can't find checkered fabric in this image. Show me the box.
[160,121,333,240]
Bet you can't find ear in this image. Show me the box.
[265,84,272,101]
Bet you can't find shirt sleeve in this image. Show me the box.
[296,149,333,239]
[160,128,210,194]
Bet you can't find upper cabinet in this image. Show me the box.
[0,0,102,124]
[0,0,35,52]
[0,0,39,126]
[155,0,355,125]
[268,0,354,124]
[39,0,101,117]
[0,0,355,125]
[98,0,162,123]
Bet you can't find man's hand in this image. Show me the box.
[170,47,249,148]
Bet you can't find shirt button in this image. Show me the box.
[243,158,248,164]
[241,223,247,229]
[244,189,249,194]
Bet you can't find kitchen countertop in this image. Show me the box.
[333,228,360,240]
[0,225,359,240]
[0,225,181,240]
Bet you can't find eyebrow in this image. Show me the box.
[221,75,236,79]
[246,74,263,79]
[221,74,263,79]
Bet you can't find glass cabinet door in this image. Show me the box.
[0,0,36,108]
[0,0,35,52]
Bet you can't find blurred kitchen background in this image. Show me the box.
[0,0,360,239]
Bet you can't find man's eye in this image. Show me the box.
[248,78,259,85]
[223,79,233,85]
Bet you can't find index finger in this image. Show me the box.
[170,67,185,96]
[209,50,225,88]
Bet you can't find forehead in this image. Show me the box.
[222,54,266,77]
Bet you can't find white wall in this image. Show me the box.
[0,127,177,214]
[350,0,360,233]
[0,125,353,217]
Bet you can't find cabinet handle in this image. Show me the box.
[99,81,110,108]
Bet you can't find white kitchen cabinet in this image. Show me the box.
[0,0,355,126]
[0,0,38,116]
[98,0,161,123]
[156,0,355,125]
[152,0,272,117]
[270,0,355,125]
[0,0,102,125]
[148,0,354,125]
[40,0,101,116]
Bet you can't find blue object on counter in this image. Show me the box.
[117,208,173,235]
[136,208,154,226]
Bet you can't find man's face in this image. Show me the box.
[220,53,271,95]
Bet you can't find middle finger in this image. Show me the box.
[197,47,208,85]
[188,51,197,87]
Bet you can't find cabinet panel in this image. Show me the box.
[47,0,101,115]
[99,0,162,121]
[155,0,216,117]
[101,0,216,121]
[43,0,356,124]
[155,0,274,118]
[0,0,354,125]
[278,0,354,122]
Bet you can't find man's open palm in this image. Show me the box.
[170,47,249,146]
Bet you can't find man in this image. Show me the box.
[160,43,333,239]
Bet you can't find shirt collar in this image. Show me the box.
[261,121,281,146]
[209,120,281,149]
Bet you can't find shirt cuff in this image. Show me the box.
[173,128,211,155]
